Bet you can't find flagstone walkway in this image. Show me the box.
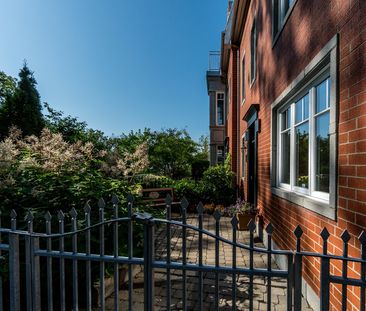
[106,215,313,310]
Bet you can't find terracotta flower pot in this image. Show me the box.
[236,213,256,231]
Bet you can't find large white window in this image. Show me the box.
[277,76,330,201]
[271,35,338,220]
[216,92,225,126]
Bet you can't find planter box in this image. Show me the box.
[236,213,256,231]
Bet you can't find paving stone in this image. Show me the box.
[102,215,313,310]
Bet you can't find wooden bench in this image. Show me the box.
[142,188,181,216]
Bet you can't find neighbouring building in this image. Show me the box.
[207,51,226,165]
[207,0,366,309]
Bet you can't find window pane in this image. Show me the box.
[303,94,309,119]
[242,57,245,100]
[295,99,302,124]
[315,112,330,193]
[281,107,291,131]
[217,99,224,125]
[316,79,329,113]
[295,122,309,188]
[295,94,309,124]
[281,131,291,184]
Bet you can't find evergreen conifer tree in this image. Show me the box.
[0,62,44,137]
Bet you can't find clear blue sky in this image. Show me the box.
[0,0,227,141]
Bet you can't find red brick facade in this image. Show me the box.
[220,0,366,309]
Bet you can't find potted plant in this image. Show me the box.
[226,199,257,230]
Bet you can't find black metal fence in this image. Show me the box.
[0,195,365,310]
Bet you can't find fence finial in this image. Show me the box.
[341,230,351,243]
[70,207,78,219]
[26,210,34,222]
[84,202,91,214]
[197,202,204,215]
[320,227,330,241]
[44,211,52,222]
[265,223,273,235]
[248,219,256,232]
[111,194,119,205]
[57,210,64,221]
[294,225,303,239]
[165,194,172,205]
[213,209,221,221]
[231,216,238,229]
[10,209,17,219]
[180,197,189,211]
[98,198,106,209]
[127,193,134,204]
[359,231,366,245]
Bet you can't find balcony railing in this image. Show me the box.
[208,51,221,72]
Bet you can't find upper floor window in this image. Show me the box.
[242,55,246,102]
[273,0,296,39]
[216,92,225,126]
[250,19,257,84]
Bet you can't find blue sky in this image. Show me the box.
[0,0,227,141]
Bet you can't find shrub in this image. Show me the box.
[200,160,235,206]
[191,159,210,180]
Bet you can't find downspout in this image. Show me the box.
[237,48,240,195]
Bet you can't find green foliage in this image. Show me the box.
[191,159,210,180]
[0,63,45,138]
[0,71,16,104]
[44,103,108,150]
[174,178,201,204]
[200,159,235,206]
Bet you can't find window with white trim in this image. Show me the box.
[242,55,246,102]
[273,0,296,38]
[217,146,225,164]
[216,92,225,126]
[250,19,257,84]
[277,75,331,201]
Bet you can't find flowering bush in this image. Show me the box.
[225,199,254,217]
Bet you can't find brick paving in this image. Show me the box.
[106,214,313,310]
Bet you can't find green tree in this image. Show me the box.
[0,71,16,104]
[0,63,45,137]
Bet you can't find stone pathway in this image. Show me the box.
[105,214,313,310]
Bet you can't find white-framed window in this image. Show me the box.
[250,19,257,84]
[277,74,330,201]
[241,54,246,103]
[217,146,225,164]
[271,35,338,220]
[216,92,225,126]
[273,0,296,40]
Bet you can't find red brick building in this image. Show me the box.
[207,0,366,309]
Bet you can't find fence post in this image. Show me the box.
[9,210,20,311]
[134,212,155,311]
[293,225,303,311]
[320,228,330,311]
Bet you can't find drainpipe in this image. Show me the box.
[236,48,240,196]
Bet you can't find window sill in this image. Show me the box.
[271,187,336,220]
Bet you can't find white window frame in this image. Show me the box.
[270,35,338,220]
[277,74,331,201]
[250,18,257,86]
[241,52,246,105]
[216,92,225,126]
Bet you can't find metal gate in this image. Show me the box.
[0,194,366,310]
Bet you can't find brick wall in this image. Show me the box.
[225,0,366,309]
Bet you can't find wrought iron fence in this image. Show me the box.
[0,195,365,310]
